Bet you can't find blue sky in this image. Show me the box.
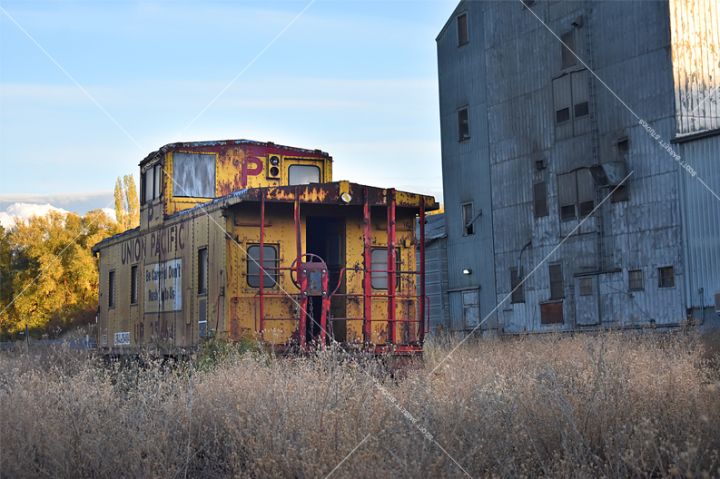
[0,0,457,212]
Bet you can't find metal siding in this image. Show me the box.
[678,134,720,313]
[669,0,720,136]
[437,1,498,330]
[438,0,694,333]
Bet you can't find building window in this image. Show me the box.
[549,263,563,300]
[370,248,401,290]
[198,247,209,294]
[533,181,548,217]
[553,70,590,136]
[288,165,320,185]
[510,267,524,303]
[457,13,469,46]
[658,266,675,288]
[628,269,644,291]
[462,289,480,329]
[130,265,138,304]
[458,107,470,141]
[611,139,630,203]
[579,277,593,296]
[247,245,278,288]
[558,169,595,221]
[561,30,576,69]
[108,270,115,309]
[173,152,216,198]
[461,202,475,236]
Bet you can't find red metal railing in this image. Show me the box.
[248,187,428,352]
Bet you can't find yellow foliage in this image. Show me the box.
[0,209,120,336]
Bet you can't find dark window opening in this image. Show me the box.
[461,202,475,236]
[108,270,115,309]
[560,205,576,221]
[612,184,630,203]
[658,266,675,288]
[458,107,470,141]
[371,248,401,290]
[556,107,571,124]
[549,264,563,300]
[617,137,629,155]
[130,265,138,304]
[574,101,589,118]
[510,267,525,303]
[198,247,208,294]
[561,31,576,69]
[533,181,548,218]
[140,171,146,204]
[629,269,644,291]
[558,169,595,221]
[247,245,279,288]
[457,13,469,46]
[579,277,593,296]
[579,200,595,216]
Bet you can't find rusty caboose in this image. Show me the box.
[92,139,438,355]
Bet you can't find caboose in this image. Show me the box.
[92,139,438,355]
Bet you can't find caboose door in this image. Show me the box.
[306,216,347,343]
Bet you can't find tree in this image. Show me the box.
[114,174,140,231]
[0,226,12,332]
[1,210,120,337]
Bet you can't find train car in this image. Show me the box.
[92,139,438,355]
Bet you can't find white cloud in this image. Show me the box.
[101,208,117,221]
[0,203,69,230]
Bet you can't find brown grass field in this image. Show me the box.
[0,332,718,478]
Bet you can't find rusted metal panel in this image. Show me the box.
[95,140,437,353]
[669,0,720,136]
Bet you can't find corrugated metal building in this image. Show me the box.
[436,0,720,333]
[417,213,450,333]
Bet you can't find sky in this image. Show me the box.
[0,0,458,218]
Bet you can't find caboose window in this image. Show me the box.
[143,169,154,203]
[288,165,320,185]
[108,270,115,309]
[370,248,401,290]
[198,247,208,295]
[173,152,216,198]
[247,245,278,288]
[153,164,162,199]
[130,265,138,304]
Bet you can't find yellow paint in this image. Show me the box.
[95,141,436,352]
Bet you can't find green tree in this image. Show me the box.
[114,174,140,231]
[1,210,120,336]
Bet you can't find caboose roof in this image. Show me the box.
[139,139,331,167]
[92,181,438,253]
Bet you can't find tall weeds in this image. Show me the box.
[0,333,718,478]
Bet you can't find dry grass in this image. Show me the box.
[1,333,718,478]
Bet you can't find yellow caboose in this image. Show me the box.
[92,139,438,354]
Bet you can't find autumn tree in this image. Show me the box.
[1,210,120,337]
[114,174,140,231]
[0,226,12,331]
